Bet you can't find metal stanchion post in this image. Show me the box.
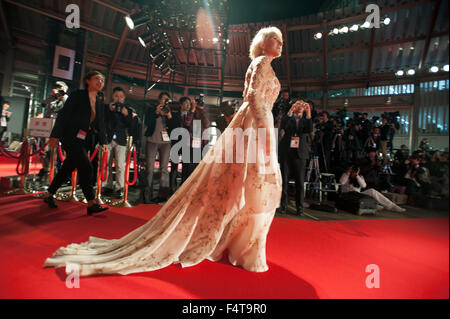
[110,136,134,208]
[95,146,106,205]
[56,170,80,202]
[6,137,31,195]
[34,144,57,199]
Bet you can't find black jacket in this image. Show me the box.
[279,114,313,159]
[104,105,133,146]
[50,90,107,145]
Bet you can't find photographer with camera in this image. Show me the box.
[360,113,372,147]
[364,126,381,153]
[42,81,69,119]
[216,99,239,133]
[144,92,173,203]
[272,89,290,128]
[379,116,393,164]
[0,101,11,142]
[315,111,334,172]
[339,164,405,212]
[278,99,313,215]
[180,95,210,184]
[102,87,133,198]
[344,120,362,164]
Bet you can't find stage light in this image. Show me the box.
[332,28,339,35]
[383,17,391,25]
[340,26,349,33]
[149,44,168,59]
[125,11,150,30]
[361,21,370,29]
[213,37,218,43]
[407,69,415,75]
[138,31,153,48]
[396,70,404,76]
[443,64,449,72]
[314,32,322,40]
[350,24,359,31]
[430,66,439,73]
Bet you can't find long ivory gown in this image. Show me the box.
[44,55,282,275]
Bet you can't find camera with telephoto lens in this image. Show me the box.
[195,94,205,107]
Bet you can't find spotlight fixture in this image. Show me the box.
[383,17,391,25]
[138,31,153,48]
[361,21,371,29]
[430,66,439,73]
[340,26,349,33]
[150,44,168,60]
[407,69,415,75]
[350,24,359,32]
[125,11,150,30]
[443,64,449,72]
[395,70,404,76]
[314,32,322,40]
[332,28,339,35]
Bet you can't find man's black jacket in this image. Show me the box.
[50,90,107,145]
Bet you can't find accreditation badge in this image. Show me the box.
[161,130,170,142]
[290,136,300,148]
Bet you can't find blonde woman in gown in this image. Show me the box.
[44,27,308,276]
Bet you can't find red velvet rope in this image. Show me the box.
[0,142,21,158]
[125,146,138,186]
[101,149,108,182]
[30,141,49,157]
[16,140,30,176]
[58,144,65,162]
[89,147,98,162]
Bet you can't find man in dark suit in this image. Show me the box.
[278,100,313,215]
[44,71,109,215]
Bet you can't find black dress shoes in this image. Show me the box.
[296,207,304,216]
[87,204,109,216]
[277,205,287,214]
[44,196,58,209]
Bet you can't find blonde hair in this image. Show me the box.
[249,26,283,60]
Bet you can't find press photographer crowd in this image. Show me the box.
[1,81,448,216]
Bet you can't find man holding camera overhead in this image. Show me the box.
[102,87,133,198]
[278,99,313,216]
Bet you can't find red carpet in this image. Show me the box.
[0,194,448,299]
[0,155,42,177]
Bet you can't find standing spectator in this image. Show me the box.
[272,89,290,128]
[144,92,172,203]
[278,100,313,215]
[42,81,69,119]
[43,71,109,215]
[180,97,210,184]
[102,87,133,198]
[344,121,362,164]
[379,117,391,163]
[0,101,11,142]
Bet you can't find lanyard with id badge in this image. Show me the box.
[161,117,170,142]
[290,134,300,149]
[191,121,202,149]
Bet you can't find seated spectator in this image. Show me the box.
[339,164,405,212]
